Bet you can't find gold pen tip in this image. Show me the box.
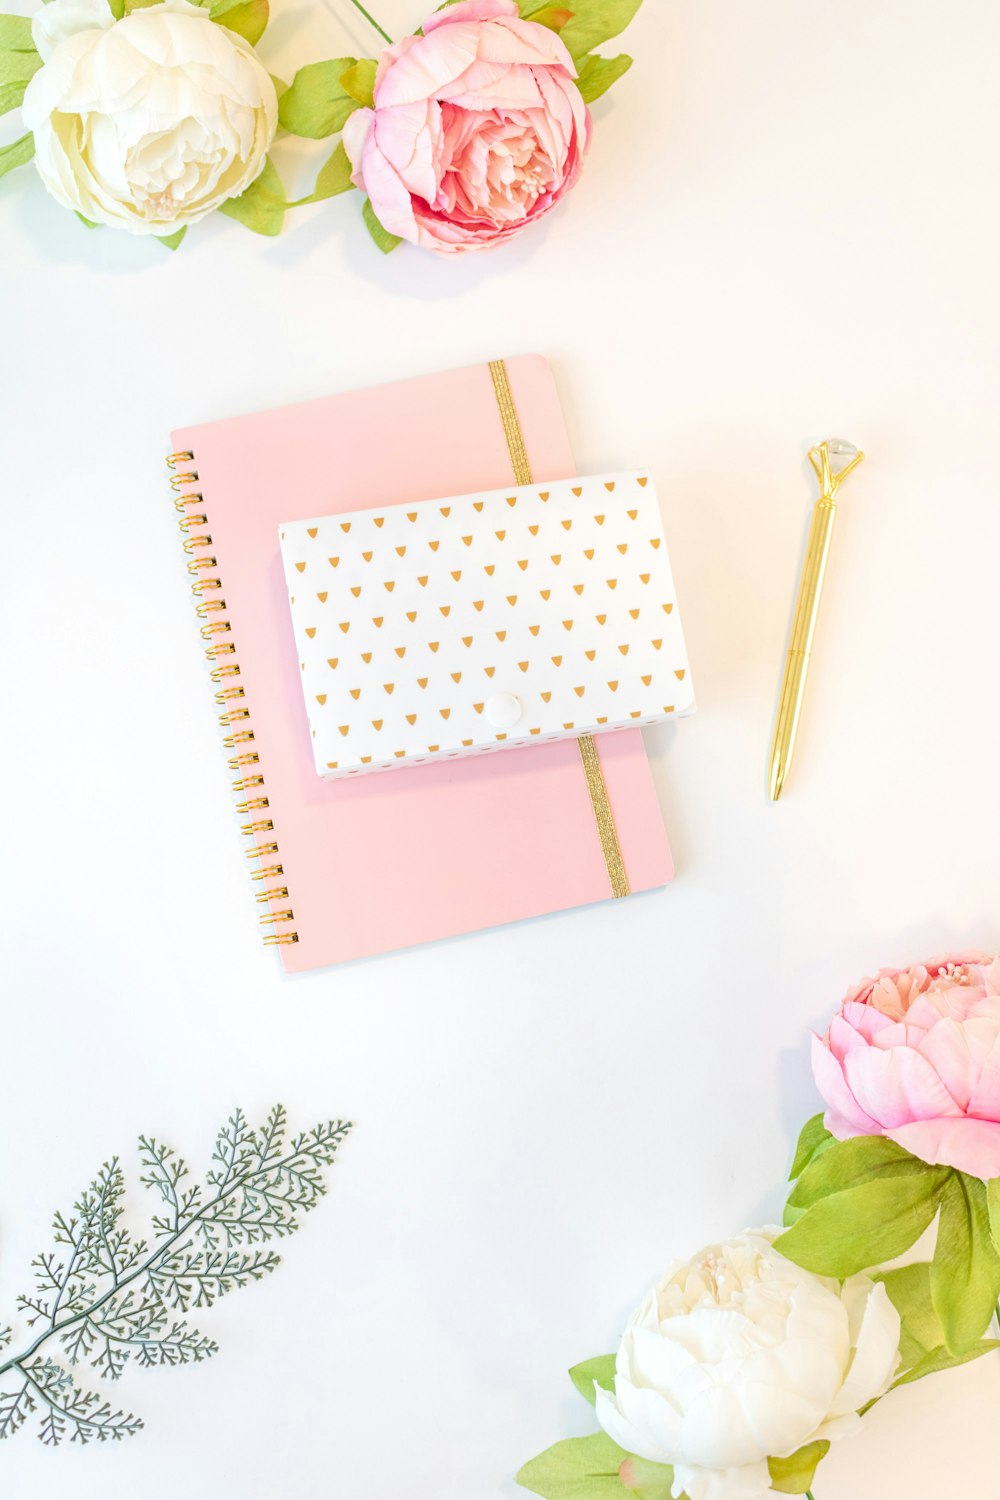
[768,766,785,802]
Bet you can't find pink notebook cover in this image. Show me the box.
[172,356,673,972]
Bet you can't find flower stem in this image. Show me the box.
[347,0,393,45]
[805,1491,816,1499]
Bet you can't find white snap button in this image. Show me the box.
[485,692,522,730]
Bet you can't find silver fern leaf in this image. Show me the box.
[0,1105,351,1447]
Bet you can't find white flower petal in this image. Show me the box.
[602,1229,894,1494]
[673,1459,772,1500]
[32,0,112,63]
[826,1281,900,1417]
[595,1384,680,1466]
[25,0,276,234]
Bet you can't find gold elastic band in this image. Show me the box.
[576,735,631,898]
[488,358,629,900]
[488,359,533,487]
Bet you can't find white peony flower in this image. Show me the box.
[22,0,277,235]
[595,1228,900,1500]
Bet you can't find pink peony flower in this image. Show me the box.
[342,0,592,253]
[813,953,1000,1179]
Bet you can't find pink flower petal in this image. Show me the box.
[842,1045,963,1128]
[841,1000,895,1042]
[355,0,587,255]
[370,99,442,203]
[916,1015,999,1113]
[357,126,421,242]
[964,1022,1000,1118]
[981,956,1000,995]
[341,105,373,180]
[887,1116,1000,1178]
[375,29,481,110]
[423,0,518,32]
[811,1034,882,1135]
[828,1014,872,1063]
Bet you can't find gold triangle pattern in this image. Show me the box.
[281,471,690,775]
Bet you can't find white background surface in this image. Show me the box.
[3,2,1000,1496]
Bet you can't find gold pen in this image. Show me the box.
[768,439,864,801]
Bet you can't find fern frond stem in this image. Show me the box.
[49,1238,83,1327]
[347,0,392,45]
[16,1362,112,1438]
[0,1132,347,1381]
[97,1166,120,1289]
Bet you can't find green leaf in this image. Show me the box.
[208,0,268,45]
[339,57,377,108]
[75,210,100,228]
[0,48,42,84]
[0,129,33,179]
[516,1431,629,1499]
[985,1175,1000,1253]
[573,52,632,103]
[0,78,27,114]
[218,155,285,235]
[287,141,355,207]
[788,1113,835,1181]
[362,196,401,253]
[269,72,287,101]
[890,1338,1000,1389]
[524,3,573,28]
[0,15,35,49]
[569,1354,616,1407]
[930,1171,1000,1354]
[278,58,360,139]
[156,226,187,250]
[785,1133,931,1213]
[775,1169,948,1277]
[524,0,643,58]
[617,1456,677,1498]
[107,0,125,17]
[767,1440,830,1494]
[875,1262,944,1369]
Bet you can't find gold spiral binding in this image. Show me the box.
[233,776,265,795]
[169,447,299,951]
[247,842,280,859]
[260,909,294,926]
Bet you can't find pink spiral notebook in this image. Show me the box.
[171,356,673,972]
